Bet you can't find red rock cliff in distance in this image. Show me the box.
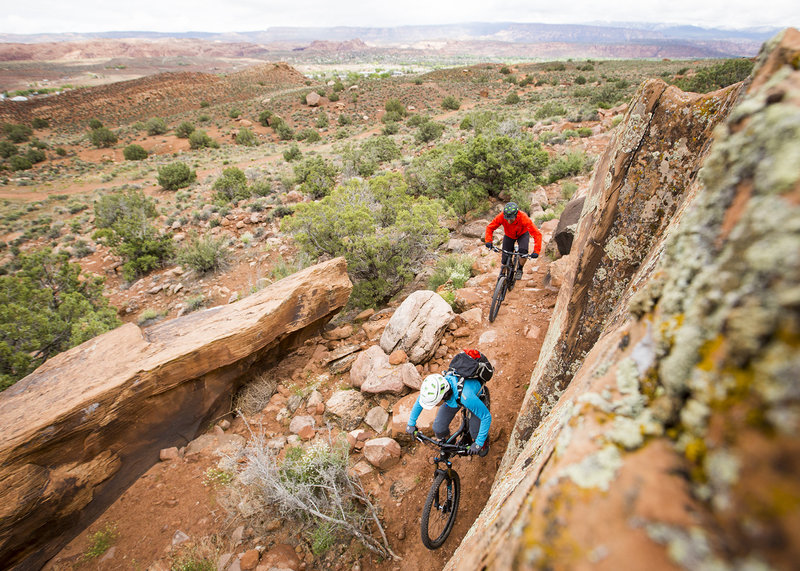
[447,28,800,570]
[0,257,352,571]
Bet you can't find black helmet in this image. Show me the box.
[503,202,519,220]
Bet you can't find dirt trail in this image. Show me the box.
[45,252,556,571]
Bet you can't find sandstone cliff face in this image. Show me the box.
[501,73,744,476]
[448,29,800,570]
[0,258,351,571]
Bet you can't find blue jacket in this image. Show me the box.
[407,373,492,447]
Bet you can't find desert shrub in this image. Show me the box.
[337,113,353,127]
[3,123,33,143]
[284,173,446,307]
[441,95,461,110]
[270,117,295,140]
[295,128,321,143]
[188,130,218,149]
[82,524,119,561]
[144,117,168,136]
[31,117,49,129]
[675,58,754,93]
[0,249,120,390]
[123,144,148,161]
[231,437,396,559]
[258,110,273,126]
[283,144,302,162]
[415,120,444,143]
[315,111,329,129]
[8,155,32,171]
[88,118,103,130]
[88,127,118,148]
[175,121,195,138]
[405,114,426,127]
[499,65,512,74]
[177,231,231,274]
[93,189,173,281]
[504,92,520,105]
[0,141,18,158]
[328,91,340,102]
[591,84,626,108]
[228,108,241,119]
[384,98,407,118]
[561,181,578,200]
[535,101,567,119]
[343,135,401,177]
[293,157,338,199]
[547,151,593,183]
[429,254,474,291]
[382,122,399,135]
[25,148,46,163]
[235,128,258,146]
[212,167,250,203]
[157,162,196,190]
[577,127,593,137]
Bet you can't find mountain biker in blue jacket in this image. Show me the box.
[405,373,491,456]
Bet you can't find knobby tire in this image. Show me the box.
[489,276,507,322]
[420,470,461,549]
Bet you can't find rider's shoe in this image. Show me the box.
[515,268,523,280]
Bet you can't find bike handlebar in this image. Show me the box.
[487,244,538,258]
[414,431,470,456]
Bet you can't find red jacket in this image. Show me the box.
[485,211,542,254]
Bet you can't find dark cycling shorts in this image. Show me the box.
[501,232,530,265]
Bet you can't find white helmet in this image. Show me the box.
[419,374,450,410]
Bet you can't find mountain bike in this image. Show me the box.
[488,243,537,323]
[413,388,491,549]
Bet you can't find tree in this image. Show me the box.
[452,134,549,197]
[293,157,339,199]
[93,189,173,281]
[157,162,196,190]
[0,249,120,390]
[283,173,447,307]
[212,167,250,203]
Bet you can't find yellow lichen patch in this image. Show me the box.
[695,335,725,373]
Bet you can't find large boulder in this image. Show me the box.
[379,290,455,364]
[363,437,402,470]
[325,390,369,431]
[0,258,352,571]
[447,28,800,571]
[349,345,421,393]
[391,392,438,437]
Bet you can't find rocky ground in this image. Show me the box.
[43,235,559,571]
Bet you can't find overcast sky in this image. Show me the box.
[3,0,798,35]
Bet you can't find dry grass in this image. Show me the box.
[233,372,278,415]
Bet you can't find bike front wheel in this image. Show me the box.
[420,470,461,549]
[489,276,507,322]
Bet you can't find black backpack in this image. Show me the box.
[445,349,494,403]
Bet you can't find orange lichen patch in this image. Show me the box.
[748,28,800,94]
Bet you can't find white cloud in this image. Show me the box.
[2,0,798,34]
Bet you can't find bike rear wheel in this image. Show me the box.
[489,276,507,322]
[420,470,461,549]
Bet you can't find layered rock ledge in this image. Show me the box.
[0,257,351,570]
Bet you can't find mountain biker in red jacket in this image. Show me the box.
[484,202,542,280]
